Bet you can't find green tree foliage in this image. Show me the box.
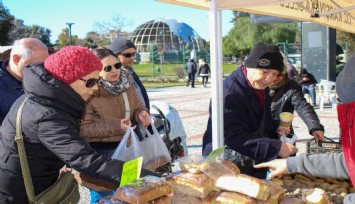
[8,19,51,45]
[337,30,355,55]
[56,28,78,49]
[223,16,298,57]
[0,4,15,45]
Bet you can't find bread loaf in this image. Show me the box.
[99,195,171,204]
[179,155,205,174]
[166,172,214,199]
[114,176,172,204]
[200,160,240,181]
[304,188,331,204]
[215,174,269,201]
[262,179,284,203]
[206,191,262,204]
[74,172,118,192]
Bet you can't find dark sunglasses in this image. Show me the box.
[104,62,122,72]
[120,52,136,58]
[79,77,101,88]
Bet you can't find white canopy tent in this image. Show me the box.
[156,0,355,151]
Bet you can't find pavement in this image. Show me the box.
[78,84,340,203]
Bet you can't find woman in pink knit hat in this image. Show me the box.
[0,46,156,203]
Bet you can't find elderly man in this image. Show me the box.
[202,43,297,179]
[0,38,49,125]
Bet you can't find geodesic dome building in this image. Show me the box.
[130,18,206,62]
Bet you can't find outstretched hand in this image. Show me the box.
[254,159,288,179]
[312,130,326,141]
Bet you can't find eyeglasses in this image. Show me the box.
[119,52,136,58]
[79,77,101,88]
[104,62,122,72]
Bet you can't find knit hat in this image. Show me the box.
[109,37,136,54]
[244,43,284,71]
[44,46,102,84]
[337,53,355,103]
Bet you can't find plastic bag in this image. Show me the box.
[141,119,171,171]
[111,127,143,162]
[280,133,297,144]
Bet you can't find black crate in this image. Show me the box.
[307,136,342,154]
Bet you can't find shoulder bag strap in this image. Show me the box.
[14,98,36,202]
[122,92,130,118]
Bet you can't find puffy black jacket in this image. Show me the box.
[185,61,197,74]
[0,63,153,203]
[270,79,324,135]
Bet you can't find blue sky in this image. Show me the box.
[2,0,235,43]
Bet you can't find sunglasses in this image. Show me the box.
[120,52,136,58]
[79,77,101,88]
[104,62,122,72]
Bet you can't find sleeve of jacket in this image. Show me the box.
[129,86,149,122]
[80,102,123,138]
[38,115,156,186]
[290,82,324,134]
[131,71,150,111]
[287,153,349,179]
[223,91,281,162]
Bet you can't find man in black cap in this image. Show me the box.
[202,42,297,179]
[109,37,149,109]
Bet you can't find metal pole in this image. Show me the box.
[66,23,74,45]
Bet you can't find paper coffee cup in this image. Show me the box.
[279,112,294,127]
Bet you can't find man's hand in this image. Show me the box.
[312,130,326,141]
[278,142,298,158]
[139,111,151,128]
[276,126,291,139]
[254,159,288,179]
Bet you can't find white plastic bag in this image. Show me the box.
[140,119,171,171]
[280,133,297,144]
[111,127,143,162]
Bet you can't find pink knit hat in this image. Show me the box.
[44,46,102,84]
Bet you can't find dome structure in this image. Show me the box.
[130,18,205,54]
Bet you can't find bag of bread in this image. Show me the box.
[178,154,205,173]
[114,176,172,204]
[200,159,240,181]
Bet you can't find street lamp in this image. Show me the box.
[66,23,75,45]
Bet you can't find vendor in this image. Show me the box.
[202,43,297,179]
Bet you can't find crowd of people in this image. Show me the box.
[0,38,353,203]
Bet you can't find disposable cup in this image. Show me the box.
[279,112,294,127]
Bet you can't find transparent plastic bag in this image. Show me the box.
[141,119,171,171]
[111,127,143,162]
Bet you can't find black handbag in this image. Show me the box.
[15,98,80,204]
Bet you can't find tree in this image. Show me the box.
[94,14,133,34]
[337,30,355,56]
[56,28,78,49]
[0,4,15,45]
[9,19,52,45]
[150,44,160,63]
[223,16,298,57]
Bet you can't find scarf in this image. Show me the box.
[99,69,133,96]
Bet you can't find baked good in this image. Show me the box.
[74,172,118,192]
[279,198,306,204]
[200,160,240,181]
[215,174,269,201]
[206,191,262,204]
[166,172,214,199]
[304,188,331,204]
[179,155,205,174]
[146,195,171,204]
[114,176,172,204]
[171,188,212,204]
[261,179,284,203]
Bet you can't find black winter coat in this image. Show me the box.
[270,79,324,135]
[0,63,153,203]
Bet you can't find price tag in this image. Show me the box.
[120,157,143,187]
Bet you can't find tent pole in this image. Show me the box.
[209,0,224,150]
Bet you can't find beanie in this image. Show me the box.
[109,37,136,54]
[44,46,102,84]
[337,53,355,104]
[244,43,284,71]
